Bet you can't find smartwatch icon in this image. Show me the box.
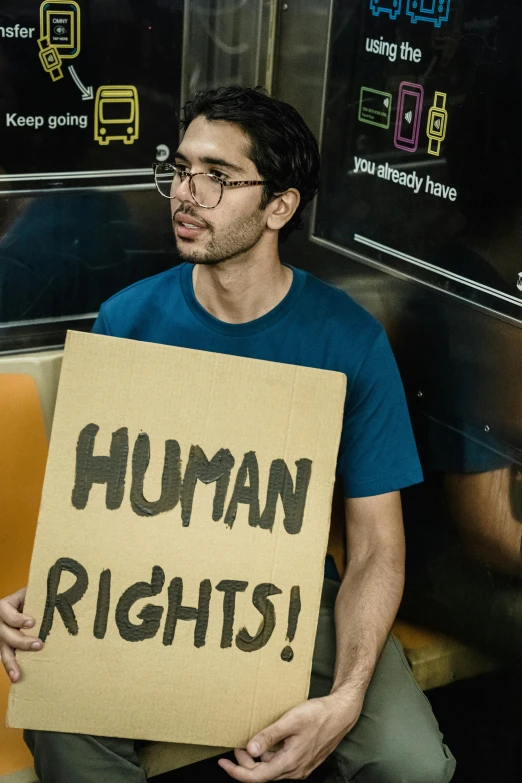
[37,37,63,81]
[427,92,448,156]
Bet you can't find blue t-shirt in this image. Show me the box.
[92,262,422,498]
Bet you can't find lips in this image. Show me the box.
[174,211,207,239]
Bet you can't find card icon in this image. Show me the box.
[394,81,424,152]
[406,0,451,27]
[359,87,393,129]
[39,1,81,58]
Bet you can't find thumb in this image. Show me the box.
[247,716,292,758]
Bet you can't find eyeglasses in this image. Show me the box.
[152,162,266,209]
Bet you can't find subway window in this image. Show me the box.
[0,0,184,350]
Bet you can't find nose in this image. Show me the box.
[172,173,195,204]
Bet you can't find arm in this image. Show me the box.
[219,491,405,782]
[332,492,404,702]
[445,468,522,578]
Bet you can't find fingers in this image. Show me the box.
[1,641,19,682]
[0,588,33,629]
[247,715,293,758]
[0,588,41,682]
[234,749,257,769]
[218,753,291,782]
[0,627,43,680]
[0,625,43,651]
[219,710,300,780]
[260,751,276,763]
[0,639,40,683]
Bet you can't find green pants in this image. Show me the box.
[25,580,455,783]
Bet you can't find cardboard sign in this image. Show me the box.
[8,331,345,747]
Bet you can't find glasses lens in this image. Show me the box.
[191,174,222,208]
[155,164,178,198]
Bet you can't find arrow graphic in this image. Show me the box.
[68,65,93,100]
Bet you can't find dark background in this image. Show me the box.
[315,0,522,319]
[0,0,183,181]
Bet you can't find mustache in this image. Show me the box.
[173,204,212,229]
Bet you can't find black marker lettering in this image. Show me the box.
[39,557,89,642]
[93,569,111,640]
[180,446,234,526]
[163,577,212,647]
[258,458,312,534]
[115,566,165,642]
[236,583,282,652]
[71,424,128,510]
[215,579,248,648]
[281,585,301,662]
[223,451,260,529]
[130,433,181,517]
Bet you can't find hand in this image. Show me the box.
[218,692,362,781]
[0,588,44,683]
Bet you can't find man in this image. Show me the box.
[0,87,455,782]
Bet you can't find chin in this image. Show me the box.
[176,247,222,266]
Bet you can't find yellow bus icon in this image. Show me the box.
[94,85,139,145]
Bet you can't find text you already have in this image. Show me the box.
[353,156,457,201]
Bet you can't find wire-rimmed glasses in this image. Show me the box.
[152,162,266,209]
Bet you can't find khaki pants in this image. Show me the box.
[25,580,455,783]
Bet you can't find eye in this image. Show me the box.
[209,169,228,180]
[174,163,188,174]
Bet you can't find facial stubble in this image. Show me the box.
[174,205,266,266]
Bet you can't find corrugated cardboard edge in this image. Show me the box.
[139,742,229,777]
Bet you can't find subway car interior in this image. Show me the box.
[1,1,522,781]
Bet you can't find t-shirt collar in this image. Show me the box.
[180,262,306,336]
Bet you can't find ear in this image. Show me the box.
[266,189,301,231]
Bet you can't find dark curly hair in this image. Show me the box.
[180,86,320,242]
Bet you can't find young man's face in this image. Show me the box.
[171,116,268,265]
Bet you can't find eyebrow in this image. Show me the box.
[174,151,246,175]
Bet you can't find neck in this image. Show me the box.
[191,238,293,324]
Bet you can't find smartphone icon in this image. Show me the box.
[39,1,81,58]
[394,82,424,152]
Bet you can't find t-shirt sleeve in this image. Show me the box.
[337,328,423,498]
[91,306,112,336]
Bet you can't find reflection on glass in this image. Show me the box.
[401,414,522,667]
[0,190,176,324]
[182,0,275,99]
